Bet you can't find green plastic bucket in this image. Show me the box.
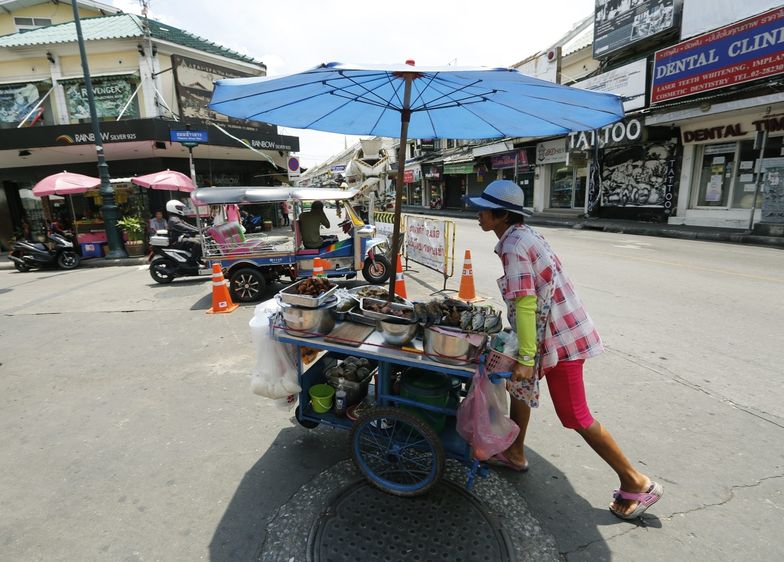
[400,369,451,432]
[309,383,335,414]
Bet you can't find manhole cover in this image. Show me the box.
[308,479,513,562]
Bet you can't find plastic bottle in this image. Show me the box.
[334,377,347,416]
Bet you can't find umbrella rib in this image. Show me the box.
[336,70,403,110]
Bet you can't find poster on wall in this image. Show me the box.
[0,83,42,125]
[63,76,138,120]
[761,166,784,223]
[595,139,679,210]
[594,0,677,58]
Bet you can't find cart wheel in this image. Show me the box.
[350,406,444,497]
[229,267,265,302]
[295,406,319,429]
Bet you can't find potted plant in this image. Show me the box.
[116,216,145,256]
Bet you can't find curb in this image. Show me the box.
[401,208,784,249]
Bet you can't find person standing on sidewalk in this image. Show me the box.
[468,179,662,520]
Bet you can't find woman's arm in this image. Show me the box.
[515,295,537,366]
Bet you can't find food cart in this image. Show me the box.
[262,283,512,497]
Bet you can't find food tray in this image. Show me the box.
[278,278,337,308]
[347,285,410,304]
[360,297,415,322]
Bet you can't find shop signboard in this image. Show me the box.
[573,58,647,111]
[424,165,441,180]
[443,162,474,175]
[403,169,414,183]
[63,75,138,120]
[405,217,447,273]
[490,150,530,169]
[594,0,677,59]
[0,82,42,125]
[568,117,644,152]
[651,6,784,104]
[536,138,567,165]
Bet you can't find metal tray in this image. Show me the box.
[347,285,410,304]
[360,297,415,322]
[278,278,338,308]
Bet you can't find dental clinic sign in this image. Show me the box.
[651,7,784,104]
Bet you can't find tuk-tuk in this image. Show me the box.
[188,186,392,302]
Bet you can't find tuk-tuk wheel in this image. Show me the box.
[362,254,391,285]
[229,267,266,302]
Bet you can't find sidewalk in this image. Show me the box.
[0,253,147,270]
[402,206,784,249]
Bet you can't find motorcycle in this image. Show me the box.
[147,230,208,284]
[8,232,81,272]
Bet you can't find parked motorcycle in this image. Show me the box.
[8,232,81,272]
[147,230,207,284]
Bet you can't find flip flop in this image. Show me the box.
[609,481,663,520]
[487,452,529,472]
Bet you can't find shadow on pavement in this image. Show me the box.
[208,421,638,561]
[208,424,347,562]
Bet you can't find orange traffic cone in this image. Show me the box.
[207,263,239,314]
[394,254,407,299]
[312,257,325,277]
[458,249,482,303]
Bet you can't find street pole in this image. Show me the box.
[70,0,127,258]
[748,130,768,232]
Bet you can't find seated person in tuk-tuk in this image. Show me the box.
[299,201,332,249]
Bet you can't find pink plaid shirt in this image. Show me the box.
[494,224,603,371]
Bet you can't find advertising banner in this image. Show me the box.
[405,217,447,273]
[574,58,647,111]
[172,55,255,125]
[594,0,677,58]
[63,76,137,120]
[0,83,41,125]
[651,6,784,104]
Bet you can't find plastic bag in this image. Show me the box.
[456,367,520,461]
[249,302,301,399]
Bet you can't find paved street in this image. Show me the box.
[1,218,783,561]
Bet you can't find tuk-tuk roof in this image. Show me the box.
[190,186,359,206]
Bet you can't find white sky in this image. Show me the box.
[110,0,597,166]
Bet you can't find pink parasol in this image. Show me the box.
[130,170,195,192]
[32,171,101,197]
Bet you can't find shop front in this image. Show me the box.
[535,137,586,212]
[572,117,681,221]
[492,148,534,211]
[423,165,443,209]
[404,165,423,207]
[442,161,473,210]
[659,103,784,228]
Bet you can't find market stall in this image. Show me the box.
[254,279,521,495]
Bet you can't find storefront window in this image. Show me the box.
[410,182,423,206]
[550,164,587,209]
[695,136,783,209]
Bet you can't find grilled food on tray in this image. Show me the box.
[297,277,334,296]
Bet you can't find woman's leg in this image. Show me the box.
[575,421,651,516]
[505,397,530,466]
[548,361,652,517]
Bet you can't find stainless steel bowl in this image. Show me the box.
[423,326,486,365]
[278,298,337,337]
[377,318,418,346]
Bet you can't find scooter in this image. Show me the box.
[147,230,208,284]
[8,232,81,272]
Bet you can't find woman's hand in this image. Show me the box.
[510,362,535,383]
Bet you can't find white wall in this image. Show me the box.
[681,0,780,39]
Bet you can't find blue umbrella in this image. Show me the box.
[209,61,624,297]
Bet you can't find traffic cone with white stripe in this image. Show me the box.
[394,254,407,299]
[207,263,239,314]
[458,249,482,303]
[312,257,324,277]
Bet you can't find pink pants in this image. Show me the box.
[544,360,595,430]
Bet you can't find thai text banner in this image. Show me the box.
[651,7,784,104]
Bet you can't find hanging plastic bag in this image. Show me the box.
[249,302,301,399]
[456,367,519,461]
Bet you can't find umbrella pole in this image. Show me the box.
[387,75,413,301]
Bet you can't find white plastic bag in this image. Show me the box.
[249,302,301,399]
